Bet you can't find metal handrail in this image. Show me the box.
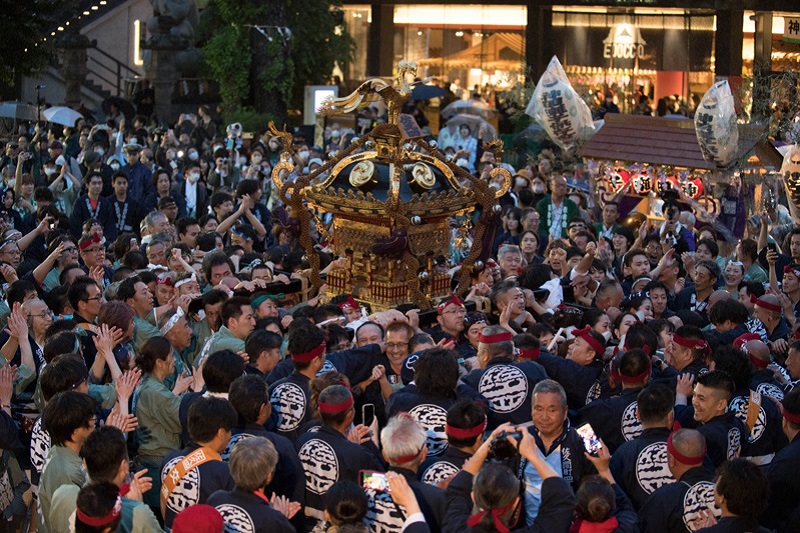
[89,44,142,78]
[85,45,142,97]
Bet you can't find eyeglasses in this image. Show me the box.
[385,342,409,349]
[62,247,78,253]
[84,296,102,302]
[31,311,54,319]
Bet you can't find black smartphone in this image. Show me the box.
[767,243,777,254]
[362,403,375,427]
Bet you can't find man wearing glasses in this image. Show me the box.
[67,276,104,369]
[77,232,113,288]
[427,294,466,343]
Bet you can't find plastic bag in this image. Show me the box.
[694,80,738,168]
[525,56,595,152]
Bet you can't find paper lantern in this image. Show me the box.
[682,176,704,198]
[608,168,629,193]
[631,170,653,195]
[525,56,595,152]
[694,80,739,168]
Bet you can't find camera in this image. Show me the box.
[489,430,523,460]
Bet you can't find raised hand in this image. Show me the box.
[0,364,16,409]
[6,302,27,340]
[115,369,142,402]
[89,266,105,286]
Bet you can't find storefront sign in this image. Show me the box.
[603,25,647,60]
[784,18,800,44]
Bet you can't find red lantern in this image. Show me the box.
[682,177,704,198]
[608,169,629,193]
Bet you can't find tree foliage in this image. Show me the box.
[201,0,353,124]
[0,0,76,83]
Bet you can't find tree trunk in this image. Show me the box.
[251,0,289,127]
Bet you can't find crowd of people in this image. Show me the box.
[0,99,799,533]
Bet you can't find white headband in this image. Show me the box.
[174,273,197,289]
[159,307,185,336]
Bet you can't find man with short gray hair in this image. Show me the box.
[208,437,298,531]
[365,415,446,532]
[519,379,594,525]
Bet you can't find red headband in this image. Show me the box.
[76,494,122,527]
[517,347,540,360]
[438,294,464,314]
[572,326,605,356]
[291,342,325,363]
[667,433,705,466]
[466,497,517,533]
[673,334,708,353]
[157,276,173,287]
[611,358,652,384]
[748,353,769,369]
[318,394,354,414]
[784,266,800,278]
[336,295,360,311]
[622,342,651,357]
[446,416,487,439]
[393,445,426,464]
[478,331,513,344]
[79,232,102,251]
[782,406,800,425]
[733,333,761,351]
[750,294,781,313]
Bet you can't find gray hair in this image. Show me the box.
[533,379,567,409]
[229,436,278,492]
[380,415,427,466]
[498,243,522,259]
[479,324,514,359]
[144,210,166,230]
